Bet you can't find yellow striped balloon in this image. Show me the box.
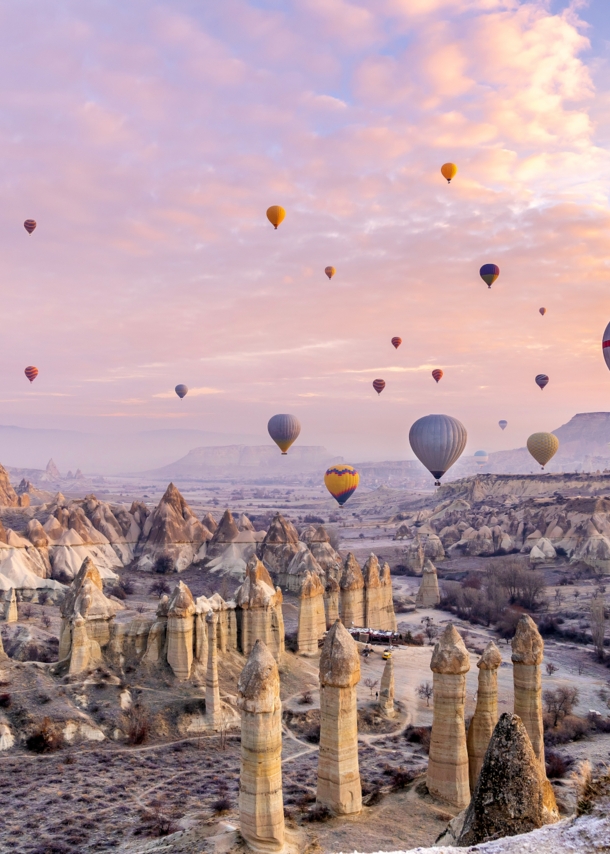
[527,432,559,469]
[324,464,359,506]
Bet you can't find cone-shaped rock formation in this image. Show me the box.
[467,641,502,791]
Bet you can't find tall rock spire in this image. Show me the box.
[467,641,502,791]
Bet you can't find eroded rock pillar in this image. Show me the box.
[3,588,17,624]
[297,571,326,656]
[206,610,221,728]
[378,656,395,718]
[166,581,196,681]
[467,641,502,791]
[511,614,545,766]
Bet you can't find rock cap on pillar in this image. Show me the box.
[340,554,364,592]
[431,623,470,675]
[511,614,543,665]
[237,638,281,714]
[167,580,196,617]
[320,619,360,688]
[478,640,502,670]
[300,570,324,599]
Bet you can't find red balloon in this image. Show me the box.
[24,366,38,383]
[391,337,402,349]
[432,369,443,383]
[372,379,386,395]
[24,219,36,234]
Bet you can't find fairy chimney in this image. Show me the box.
[237,640,285,852]
[415,559,440,608]
[427,623,471,808]
[3,588,18,623]
[324,577,340,629]
[235,556,285,660]
[316,620,362,816]
[467,641,502,791]
[378,655,395,718]
[166,581,196,681]
[142,595,169,665]
[380,562,397,631]
[257,512,300,575]
[511,614,545,766]
[297,571,326,656]
[363,554,383,628]
[339,553,365,628]
[206,610,221,728]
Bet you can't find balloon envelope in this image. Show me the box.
[432,369,443,383]
[372,379,385,395]
[474,450,488,465]
[441,163,457,183]
[539,307,546,316]
[527,432,559,468]
[535,374,549,390]
[175,384,188,399]
[409,414,467,482]
[480,264,500,288]
[499,420,508,430]
[24,219,36,234]
[24,366,38,383]
[266,205,286,229]
[324,464,359,506]
[268,413,301,454]
[391,337,402,349]
[602,321,610,372]
[325,266,335,280]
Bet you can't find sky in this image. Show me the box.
[1,0,610,466]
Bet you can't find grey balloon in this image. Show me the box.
[267,413,301,454]
[175,384,188,399]
[409,414,467,482]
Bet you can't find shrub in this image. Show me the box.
[110,585,127,601]
[544,715,590,746]
[303,515,324,524]
[153,554,174,575]
[390,767,416,789]
[297,691,313,705]
[404,725,431,753]
[211,797,232,814]
[543,686,580,727]
[123,704,150,745]
[0,693,11,708]
[183,698,206,715]
[149,579,171,598]
[26,718,64,753]
[303,804,332,822]
[119,577,135,595]
[545,751,574,779]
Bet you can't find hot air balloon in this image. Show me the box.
[24,366,38,383]
[267,413,301,454]
[372,379,385,395]
[325,266,335,280]
[391,337,402,349]
[601,321,610,372]
[527,432,559,469]
[499,420,508,431]
[441,163,457,183]
[539,307,546,316]
[266,206,286,229]
[24,219,36,235]
[409,414,467,485]
[479,264,500,289]
[535,374,549,391]
[474,450,488,466]
[175,384,188,399]
[432,369,443,384]
[324,464,359,506]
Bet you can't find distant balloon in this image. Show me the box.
[372,379,386,395]
[268,413,301,455]
[535,374,549,391]
[324,464,359,506]
[432,369,443,384]
[266,205,286,229]
[24,366,38,383]
[391,337,402,349]
[539,307,546,316]
[498,420,508,431]
[409,414,467,485]
[175,384,188,399]
[601,321,610,372]
[474,450,488,466]
[480,264,500,289]
[325,266,336,280]
[441,163,458,183]
[23,219,36,235]
[527,432,559,469]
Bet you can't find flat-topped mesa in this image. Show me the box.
[166,581,196,681]
[235,556,285,660]
[363,554,382,628]
[378,655,395,717]
[416,558,441,608]
[3,588,18,623]
[324,577,340,629]
[281,542,324,593]
[317,620,362,816]
[257,512,300,576]
[206,610,221,728]
[467,641,502,792]
[237,640,285,853]
[339,553,365,629]
[511,614,545,767]
[459,713,559,846]
[297,571,326,656]
[58,557,124,673]
[427,623,471,808]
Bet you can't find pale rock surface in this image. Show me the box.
[511,614,545,767]
[378,656,395,717]
[297,571,326,655]
[339,553,365,628]
[305,526,342,581]
[257,512,300,576]
[415,559,441,607]
[459,713,559,846]
[235,556,285,660]
[3,587,18,623]
[201,511,218,533]
[0,721,14,750]
[529,537,557,564]
[324,577,340,629]
[0,463,19,506]
[166,581,196,680]
[403,537,424,574]
[363,553,383,628]
[237,639,285,852]
[0,545,65,592]
[427,623,471,808]
[317,620,362,816]
[136,483,211,572]
[281,542,324,593]
[380,562,397,631]
[206,610,221,728]
[467,641,502,791]
[142,595,169,665]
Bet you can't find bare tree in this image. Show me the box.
[41,612,52,630]
[20,603,33,621]
[421,616,439,645]
[543,686,580,727]
[591,597,606,661]
[363,678,378,697]
[545,662,558,677]
[417,682,433,707]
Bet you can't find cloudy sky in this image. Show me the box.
[1,0,610,464]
